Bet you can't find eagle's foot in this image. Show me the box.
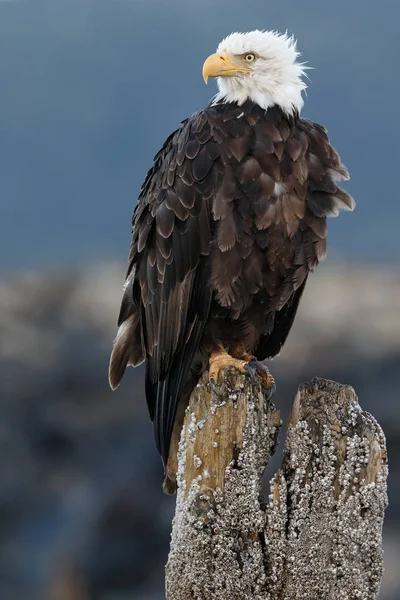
[245,359,276,399]
[209,350,249,389]
[208,347,276,399]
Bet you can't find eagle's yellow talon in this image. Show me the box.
[208,350,248,385]
[208,346,275,393]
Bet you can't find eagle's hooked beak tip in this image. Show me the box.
[202,52,229,85]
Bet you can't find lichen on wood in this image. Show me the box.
[166,373,388,600]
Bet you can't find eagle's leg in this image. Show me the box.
[230,342,276,395]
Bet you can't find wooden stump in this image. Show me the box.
[165,373,388,600]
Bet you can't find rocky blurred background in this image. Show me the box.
[0,0,399,599]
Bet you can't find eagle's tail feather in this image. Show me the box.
[109,311,144,390]
[147,259,212,466]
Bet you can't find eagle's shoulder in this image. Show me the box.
[137,110,219,204]
[127,109,219,274]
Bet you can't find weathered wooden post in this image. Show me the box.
[166,371,388,600]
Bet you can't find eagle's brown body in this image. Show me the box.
[109,99,353,466]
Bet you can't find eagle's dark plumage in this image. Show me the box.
[110,100,353,462]
[109,31,354,480]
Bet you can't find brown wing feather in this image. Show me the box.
[109,113,218,464]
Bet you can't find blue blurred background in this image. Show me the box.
[0,1,399,598]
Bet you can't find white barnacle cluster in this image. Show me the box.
[193,455,202,469]
[264,381,388,598]
[166,371,280,599]
[187,410,198,443]
[166,377,387,599]
[264,472,288,587]
[202,390,276,597]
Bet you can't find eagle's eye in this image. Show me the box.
[244,53,256,63]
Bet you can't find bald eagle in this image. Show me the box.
[109,30,354,485]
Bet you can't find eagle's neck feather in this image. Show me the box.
[212,71,306,115]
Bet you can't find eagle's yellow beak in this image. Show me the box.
[202,51,252,84]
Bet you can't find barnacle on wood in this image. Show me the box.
[166,374,387,600]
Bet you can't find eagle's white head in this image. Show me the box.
[203,30,308,114]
